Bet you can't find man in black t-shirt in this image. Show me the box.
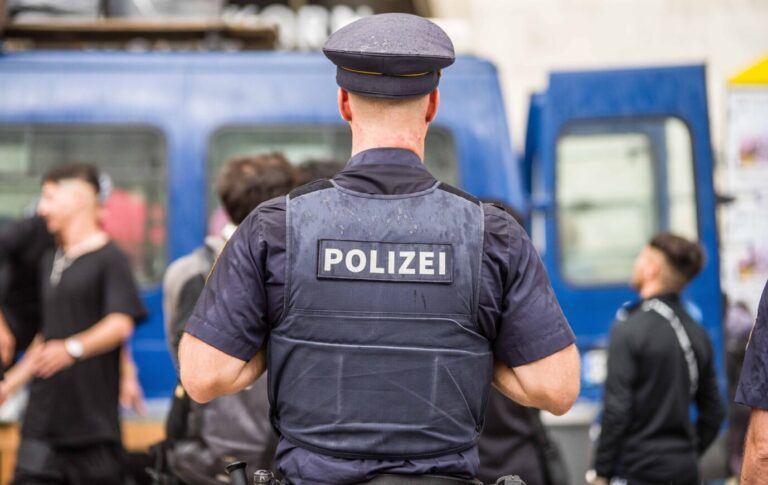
[0,163,146,485]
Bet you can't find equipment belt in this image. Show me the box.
[364,474,482,485]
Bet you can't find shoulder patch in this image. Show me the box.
[437,183,481,205]
[290,179,334,199]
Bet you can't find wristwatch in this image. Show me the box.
[64,338,84,360]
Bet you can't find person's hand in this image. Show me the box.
[0,317,16,366]
[0,380,11,406]
[120,371,146,415]
[35,340,75,379]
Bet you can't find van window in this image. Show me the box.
[0,126,166,286]
[556,118,697,285]
[207,125,457,221]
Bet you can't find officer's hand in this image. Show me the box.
[35,340,76,379]
[0,381,10,406]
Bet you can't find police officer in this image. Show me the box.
[179,13,580,485]
[736,280,768,484]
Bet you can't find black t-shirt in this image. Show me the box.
[22,241,147,447]
[0,216,55,351]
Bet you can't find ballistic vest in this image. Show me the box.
[269,178,493,460]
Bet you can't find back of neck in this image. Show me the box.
[639,281,677,300]
[350,125,426,161]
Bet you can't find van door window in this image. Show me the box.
[556,117,697,285]
[0,126,166,286]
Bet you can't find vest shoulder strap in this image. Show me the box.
[437,182,481,206]
[289,178,334,200]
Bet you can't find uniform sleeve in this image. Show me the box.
[103,246,148,323]
[736,280,768,410]
[594,321,636,478]
[694,335,725,454]
[491,214,575,367]
[185,213,269,361]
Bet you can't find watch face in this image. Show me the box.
[66,339,84,359]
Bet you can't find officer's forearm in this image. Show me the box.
[742,409,768,484]
[492,361,529,404]
[492,344,580,416]
[179,332,266,403]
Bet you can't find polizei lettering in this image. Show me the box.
[317,239,453,283]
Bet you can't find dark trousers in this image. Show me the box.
[12,438,125,485]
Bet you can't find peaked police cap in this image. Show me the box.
[322,13,455,99]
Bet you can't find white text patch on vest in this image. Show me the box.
[317,239,453,283]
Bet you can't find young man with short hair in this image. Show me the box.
[2,163,146,485]
[592,233,724,485]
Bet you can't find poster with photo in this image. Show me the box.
[722,87,768,313]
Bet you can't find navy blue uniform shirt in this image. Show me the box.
[186,148,575,484]
[736,280,768,410]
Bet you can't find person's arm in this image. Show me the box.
[0,217,44,366]
[694,338,725,454]
[120,343,145,415]
[742,409,768,484]
[180,334,266,403]
[35,312,134,378]
[0,310,15,366]
[0,334,43,403]
[593,322,636,481]
[493,343,579,416]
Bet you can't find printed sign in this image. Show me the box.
[317,239,453,283]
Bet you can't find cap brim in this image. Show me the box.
[336,68,439,99]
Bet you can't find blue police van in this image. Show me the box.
[0,50,724,476]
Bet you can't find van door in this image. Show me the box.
[527,65,723,401]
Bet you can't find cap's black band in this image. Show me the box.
[336,67,440,99]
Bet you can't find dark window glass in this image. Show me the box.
[0,125,167,285]
[556,118,697,285]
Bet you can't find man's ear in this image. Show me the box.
[338,88,352,122]
[425,89,440,123]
